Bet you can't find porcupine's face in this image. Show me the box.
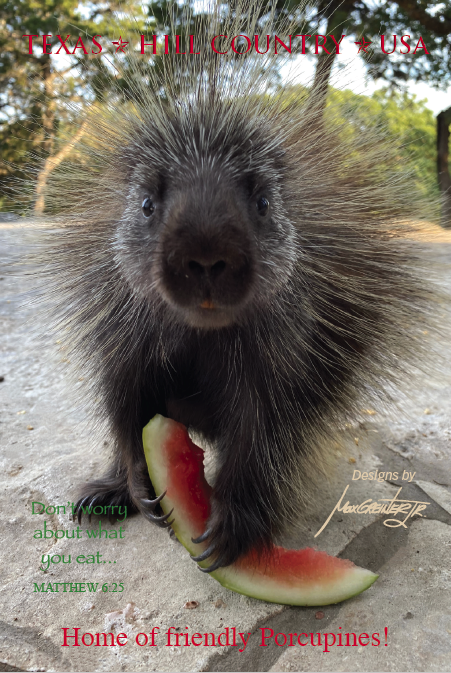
[115,118,296,329]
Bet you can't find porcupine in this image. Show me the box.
[30,0,439,572]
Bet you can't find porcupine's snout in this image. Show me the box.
[159,183,255,328]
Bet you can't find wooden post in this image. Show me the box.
[437,107,451,228]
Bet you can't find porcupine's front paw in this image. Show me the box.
[72,470,135,525]
[73,461,173,528]
[190,498,271,572]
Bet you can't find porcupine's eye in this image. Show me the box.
[256,196,269,216]
[142,197,155,218]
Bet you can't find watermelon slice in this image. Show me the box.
[142,414,378,606]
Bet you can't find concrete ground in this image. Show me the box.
[1,220,451,672]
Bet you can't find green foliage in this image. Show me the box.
[327,86,438,199]
[272,81,438,201]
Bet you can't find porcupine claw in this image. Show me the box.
[140,490,166,508]
[191,527,212,544]
[190,542,217,563]
[73,495,92,525]
[86,496,99,524]
[191,542,226,573]
[198,557,225,573]
[139,492,174,528]
[190,528,225,572]
[142,507,175,528]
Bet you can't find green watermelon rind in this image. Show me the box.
[142,414,379,606]
[212,566,379,606]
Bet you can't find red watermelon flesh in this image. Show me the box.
[143,414,378,606]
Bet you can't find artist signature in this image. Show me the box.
[315,485,430,537]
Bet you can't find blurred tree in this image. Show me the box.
[353,0,451,89]
[292,1,451,95]
[292,0,451,223]
[0,0,147,211]
[348,0,451,226]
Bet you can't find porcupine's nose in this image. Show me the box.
[169,246,250,300]
[183,253,249,307]
[161,228,253,315]
[186,258,227,282]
